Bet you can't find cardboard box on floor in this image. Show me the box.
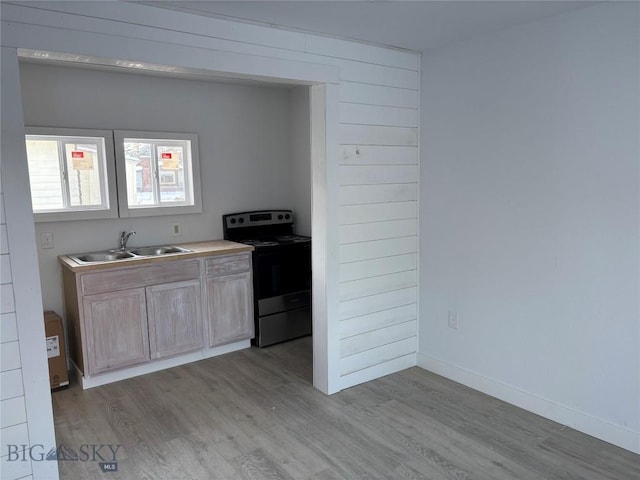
[44,311,69,390]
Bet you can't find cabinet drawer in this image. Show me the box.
[81,260,200,295]
[205,254,251,276]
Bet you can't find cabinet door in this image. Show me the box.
[83,288,149,375]
[146,280,203,359]
[206,272,253,347]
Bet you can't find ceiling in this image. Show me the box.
[145,1,596,52]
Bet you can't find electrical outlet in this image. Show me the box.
[447,310,459,330]
[171,223,182,236]
[41,232,54,249]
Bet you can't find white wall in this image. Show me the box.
[419,2,639,453]
[19,62,294,316]
[289,86,311,236]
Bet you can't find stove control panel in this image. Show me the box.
[224,210,293,229]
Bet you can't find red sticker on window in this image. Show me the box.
[161,153,172,159]
[71,151,84,158]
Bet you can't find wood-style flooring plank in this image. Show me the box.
[234,449,296,480]
[538,427,640,480]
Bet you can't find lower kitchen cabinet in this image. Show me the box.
[146,279,203,359]
[83,288,150,374]
[206,271,254,347]
[61,249,254,385]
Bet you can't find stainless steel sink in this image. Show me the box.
[128,246,192,256]
[69,245,192,264]
[72,251,136,263]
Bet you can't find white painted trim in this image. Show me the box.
[416,353,640,455]
[310,84,328,394]
[310,84,341,394]
[0,47,59,480]
[78,340,250,389]
[323,83,342,395]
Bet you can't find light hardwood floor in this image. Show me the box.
[52,337,639,479]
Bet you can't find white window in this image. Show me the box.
[24,127,118,222]
[114,130,202,217]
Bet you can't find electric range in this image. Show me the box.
[223,210,311,347]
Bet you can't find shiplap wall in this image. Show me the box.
[0,1,420,393]
[0,191,33,480]
[338,86,419,386]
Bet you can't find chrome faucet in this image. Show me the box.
[120,231,136,250]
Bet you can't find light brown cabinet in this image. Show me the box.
[147,280,203,359]
[206,272,253,346]
[62,251,254,382]
[83,288,150,374]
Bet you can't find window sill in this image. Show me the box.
[34,208,119,223]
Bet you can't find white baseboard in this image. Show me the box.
[78,340,250,389]
[416,353,640,455]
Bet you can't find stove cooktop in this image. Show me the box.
[223,210,310,249]
[239,235,310,248]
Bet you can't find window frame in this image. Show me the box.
[25,127,118,223]
[114,130,202,218]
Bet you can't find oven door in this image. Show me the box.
[254,243,311,300]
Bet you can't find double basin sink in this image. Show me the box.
[70,245,192,264]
